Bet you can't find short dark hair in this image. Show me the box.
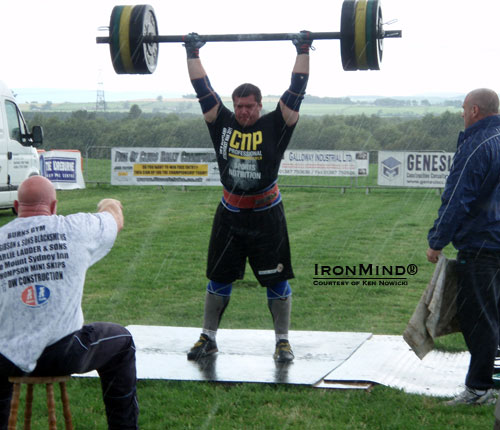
[232,83,262,104]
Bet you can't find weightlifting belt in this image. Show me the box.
[223,183,280,209]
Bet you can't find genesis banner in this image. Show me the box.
[377,151,454,188]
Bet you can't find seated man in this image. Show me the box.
[0,176,138,430]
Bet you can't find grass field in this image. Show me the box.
[1,182,495,430]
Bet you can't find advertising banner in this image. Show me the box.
[39,150,85,190]
[111,148,370,187]
[111,148,221,186]
[279,150,369,177]
[377,151,454,188]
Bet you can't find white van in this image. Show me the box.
[0,81,43,212]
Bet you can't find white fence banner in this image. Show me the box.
[377,151,454,188]
[39,150,85,189]
[111,148,221,186]
[279,150,369,176]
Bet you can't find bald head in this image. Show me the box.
[14,176,57,217]
[466,88,499,115]
[462,88,499,129]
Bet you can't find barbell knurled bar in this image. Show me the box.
[96,30,401,45]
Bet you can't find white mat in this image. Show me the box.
[324,335,469,397]
[81,326,469,397]
[126,325,371,386]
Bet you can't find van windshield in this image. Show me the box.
[5,100,28,144]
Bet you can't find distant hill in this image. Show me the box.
[16,89,463,118]
[13,88,175,104]
[13,87,465,104]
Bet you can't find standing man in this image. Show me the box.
[184,32,312,362]
[0,176,139,429]
[427,88,500,405]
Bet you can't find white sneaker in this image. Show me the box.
[445,387,496,406]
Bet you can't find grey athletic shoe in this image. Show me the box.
[187,334,218,361]
[273,339,294,363]
[444,387,496,406]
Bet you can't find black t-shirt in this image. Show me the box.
[207,103,296,194]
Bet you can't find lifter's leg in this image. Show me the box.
[187,281,232,360]
[267,281,294,362]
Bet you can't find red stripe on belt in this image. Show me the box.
[223,184,280,209]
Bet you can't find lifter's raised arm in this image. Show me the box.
[184,33,221,123]
[280,31,312,127]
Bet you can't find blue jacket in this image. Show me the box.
[428,115,500,251]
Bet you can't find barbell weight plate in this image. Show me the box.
[129,5,159,74]
[354,0,368,70]
[374,0,384,68]
[340,0,357,71]
[119,6,136,73]
[366,0,382,69]
[109,6,126,74]
[365,0,375,68]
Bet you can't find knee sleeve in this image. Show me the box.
[207,280,233,297]
[267,281,292,300]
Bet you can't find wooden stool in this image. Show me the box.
[8,376,73,430]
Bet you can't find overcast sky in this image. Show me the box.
[1,0,499,102]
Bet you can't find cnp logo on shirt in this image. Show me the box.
[21,285,51,307]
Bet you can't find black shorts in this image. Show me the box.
[206,202,294,286]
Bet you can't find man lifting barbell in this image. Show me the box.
[184,32,312,362]
[96,0,401,362]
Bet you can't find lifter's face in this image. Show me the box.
[233,95,262,127]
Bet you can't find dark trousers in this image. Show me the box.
[456,249,500,390]
[0,322,138,430]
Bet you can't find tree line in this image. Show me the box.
[25,108,463,157]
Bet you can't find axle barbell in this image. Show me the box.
[96,0,402,75]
